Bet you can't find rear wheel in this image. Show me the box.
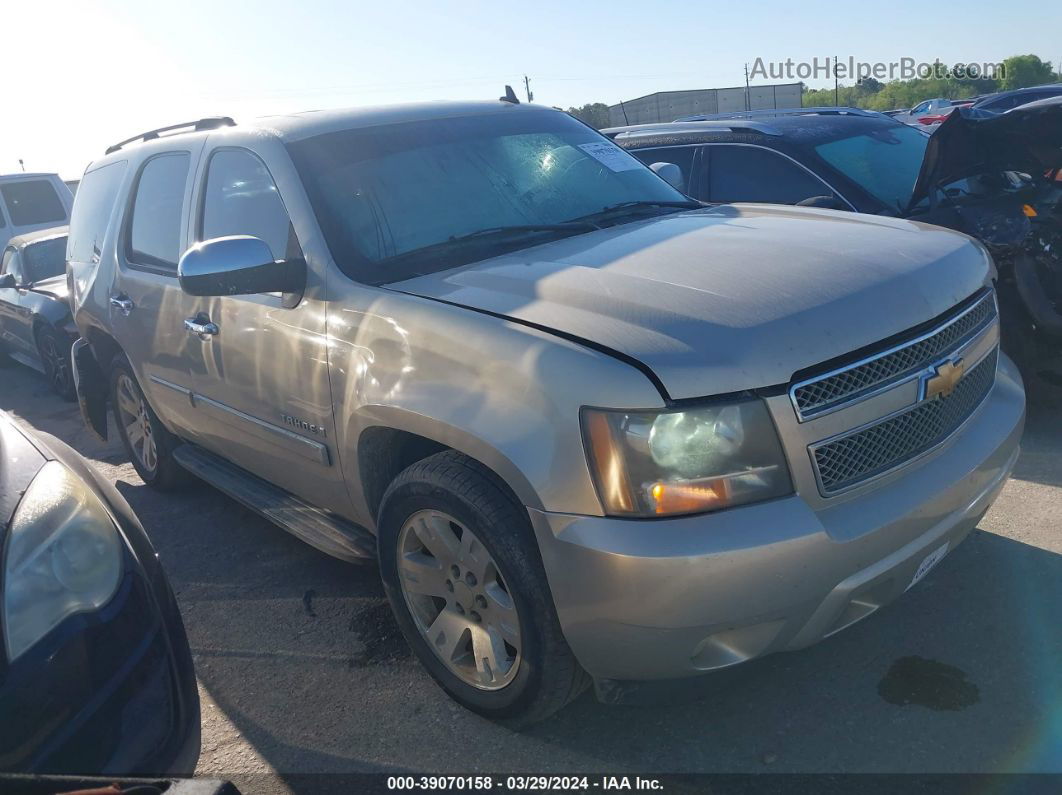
[109,355,188,489]
[36,325,76,401]
[378,451,588,726]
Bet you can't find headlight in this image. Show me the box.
[581,398,792,517]
[3,461,123,661]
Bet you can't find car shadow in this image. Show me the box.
[2,364,1060,783]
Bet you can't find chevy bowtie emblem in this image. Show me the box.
[924,357,965,400]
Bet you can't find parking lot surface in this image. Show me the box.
[2,364,1060,793]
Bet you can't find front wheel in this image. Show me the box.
[109,355,188,489]
[378,452,588,727]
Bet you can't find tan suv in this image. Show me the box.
[67,101,1024,725]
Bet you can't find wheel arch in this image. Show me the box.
[355,410,543,525]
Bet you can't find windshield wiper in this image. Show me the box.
[449,223,599,242]
[375,223,599,283]
[565,199,702,226]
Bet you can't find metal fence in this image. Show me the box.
[608,83,804,126]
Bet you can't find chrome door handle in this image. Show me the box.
[109,295,134,315]
[184,316,219,340]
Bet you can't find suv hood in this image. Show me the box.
[908,97,1062,211]
[392,205,990,400]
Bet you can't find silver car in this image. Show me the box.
[67,101,1025,725]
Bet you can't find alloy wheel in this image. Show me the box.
[40,335,68,393]
[115,373,158,473]
[397,509,522,690]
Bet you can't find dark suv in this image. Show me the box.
[971,84,1062,113]
[604,109,929,213]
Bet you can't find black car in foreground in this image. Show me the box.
[0,227,77,399]
[605,104,1062,382]
[0,411,199,775]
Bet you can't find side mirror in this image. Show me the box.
[178,236,305,298]
[796,195,849,212]
[650,162,685,191]
[0,273,15,289]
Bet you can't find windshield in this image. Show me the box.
[22,236,67,282]
[287,109,687,283]
[813,125,929,212]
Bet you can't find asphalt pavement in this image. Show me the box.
[1,363,1059,794]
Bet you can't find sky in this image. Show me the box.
[3,0,1061,179]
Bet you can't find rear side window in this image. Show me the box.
[704,146,836,205]
[127,153,190,270]
[68,161,128,265]
[627,147,697,194]
[200,149,301,260]
[0,180,67,227]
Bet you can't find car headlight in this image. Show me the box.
[3,461,123,662]
[581,398,792,517]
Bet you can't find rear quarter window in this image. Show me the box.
[1,180,67,227]
[68,161,129,265]
[126,153,190,270]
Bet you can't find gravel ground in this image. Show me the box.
[2,363,1060,794]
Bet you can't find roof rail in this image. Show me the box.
[674,107,880,122]
[105,117,236,155]
[608,119,784,138]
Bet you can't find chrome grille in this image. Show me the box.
[811,348,998,495]
[792,291,996,420]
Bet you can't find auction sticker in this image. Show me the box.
[578,142,643,172]
[906,543,949,591]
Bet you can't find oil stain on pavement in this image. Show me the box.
[348,599,410,667]
[878,656,980,710]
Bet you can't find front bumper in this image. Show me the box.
[530,354,1026,681]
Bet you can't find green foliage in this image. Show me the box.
[999,54,1056,90]
[567,102,611,129]
[793,54,1059,111]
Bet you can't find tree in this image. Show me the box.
[856,77,884,94]
[567,102,611,129]
[999,55,1056,90]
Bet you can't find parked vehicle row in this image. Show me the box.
[60,96,1023,725]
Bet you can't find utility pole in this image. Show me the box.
[834,55,839,106]
[744,63,751,111]
[523,75,533,103]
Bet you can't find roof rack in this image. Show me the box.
[105,117,236,155]
[674,107,880,122]
[607,119,784,138]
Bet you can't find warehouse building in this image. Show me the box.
[608,83,804,126]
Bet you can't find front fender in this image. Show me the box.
[326,285,665,524]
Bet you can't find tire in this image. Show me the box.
[377,451,589,727]
[36,325,76,401]
[109,354,188,490]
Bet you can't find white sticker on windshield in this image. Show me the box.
[578,142,642,173]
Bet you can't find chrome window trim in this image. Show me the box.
[788,290,996,422]
[807,344,999,497]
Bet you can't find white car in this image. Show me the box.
[0,173,73,249]
[893,98,954,126]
